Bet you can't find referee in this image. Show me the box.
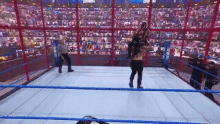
[58,38,74,73]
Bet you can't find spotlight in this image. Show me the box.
[214,1,217,4]
[161,5,164,8]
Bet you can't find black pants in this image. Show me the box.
[59,53,72,71]
[205,80,215,102]
[190,75,202,90]
[130,60,144,87]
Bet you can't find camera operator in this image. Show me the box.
[188,57,205,90]
[204,61,218,102]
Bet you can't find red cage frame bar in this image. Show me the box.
[111,0,115,66]
[0,0,219,80]
[76,0,81,65]
[177,0,191,76]
[145,0,153,66]
[40,0,49,69]
[13,0,29,81]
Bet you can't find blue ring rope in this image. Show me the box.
[0,84,219,93]
[164,53,220,80]
[0,45,52,57]
[162,48,220,97]
[0,56,158,75]
[162,60,220,97]
[173,46,220,61]
[81,58,161,61]
[171,47,220,74]
[0,54,53,75]
[0,61,55,91]
[163,60,208,90]
[0,116,206,124]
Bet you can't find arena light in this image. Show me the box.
[118,5,121,7]
[214,1,217,3]
[63,5,65,7]
[132,5,135,8]
[161,5,164,8]
[104,5,107,7]
[90,5,93,7]
[147,6,149,8]
[33,3,35,5]
[195,3,198,6]
[48,4,52,7]
[177,5,180,7]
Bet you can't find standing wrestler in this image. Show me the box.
[128,22,152,88]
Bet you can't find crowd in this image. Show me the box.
[151,7,186,29]
[18,4,43,27]
[0,29,47,62]
[187,5,215,29]
[0,2,17,26]
[0,2,219,28]
[1,30,220,59]
[171,40,220,60]
[44,7,76,27]
[214,8,220,27]
[79,8,112,28]
[1,2,220,61]
[115,8,149,28]
[185,32,209,40]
